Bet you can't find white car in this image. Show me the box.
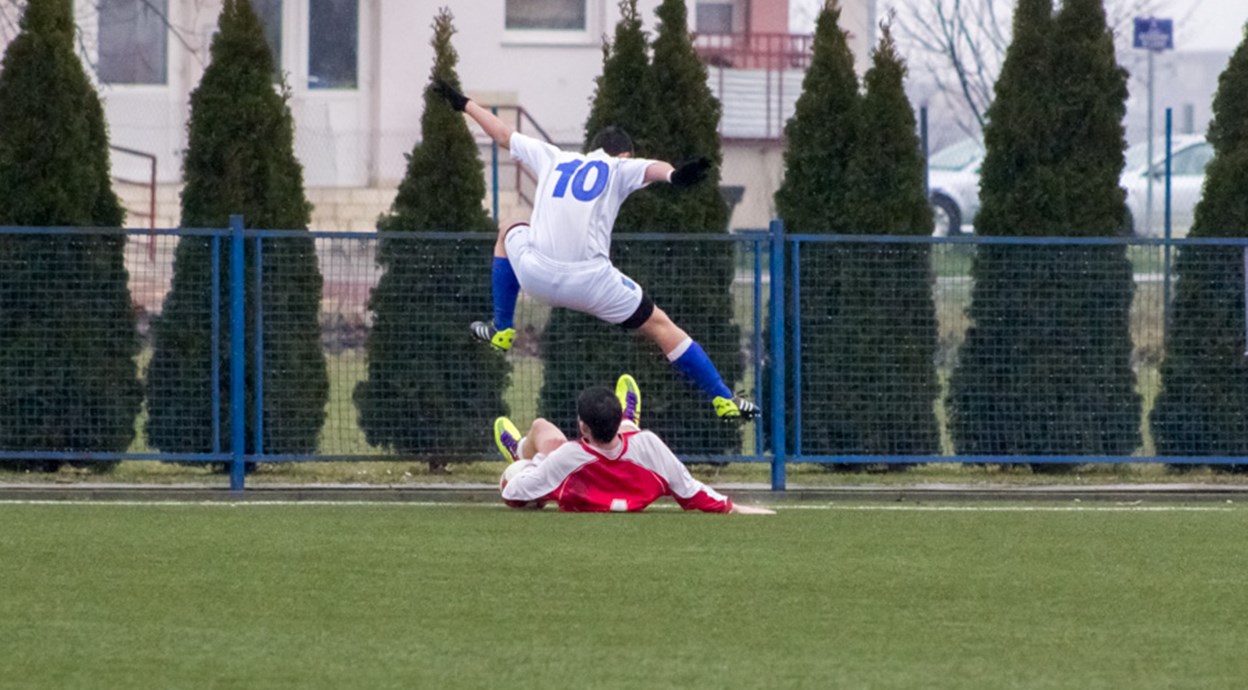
[927,138,984,236]
[926,135,1213,237]
[1121,135,1212,237]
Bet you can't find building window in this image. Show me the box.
[696,3,733,33]
[308,0,358,89]
[252,0,283,78]
[505,0,586,31]
[98,0,167,84]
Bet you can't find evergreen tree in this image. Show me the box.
[822,21,939,460]
[146,0,327,460]
[774,0,860,235]
[354,8,506,461]
[537,0,664,432]
[1151,27,1248,467]
[947,0,1139,466]
[613,0,740,451]
[768,0,861,454]
[0,0,140,471]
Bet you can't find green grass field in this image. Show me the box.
[2,502,1246,689]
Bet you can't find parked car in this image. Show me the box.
[1121,135,1212,237]
[926,135,1213,237]
[927,138,984,236]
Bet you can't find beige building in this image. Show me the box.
[1,0,876,230]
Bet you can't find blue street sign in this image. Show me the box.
[1134,17,1174,51]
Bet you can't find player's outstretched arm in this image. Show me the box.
[643,157,713,187]
[432,79,514,149]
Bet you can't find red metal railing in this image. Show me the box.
[693,32,814,71]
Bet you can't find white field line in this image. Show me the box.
[0,500,1237,512]
[777,504,1237,512]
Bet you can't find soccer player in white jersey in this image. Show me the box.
[494,374,774,514]
[433,79,759,421]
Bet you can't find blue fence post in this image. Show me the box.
[229,215,246,492]
[254,235,265,461]
[1163,108,1174,326]
[752,238,765,460]
[791,240,801,457]
[491,106,500,225]
[768,219,787,491]
[211,235,221,456]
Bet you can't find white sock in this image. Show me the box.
[665,336,693,362]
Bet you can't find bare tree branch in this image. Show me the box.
[897,0,1167,144]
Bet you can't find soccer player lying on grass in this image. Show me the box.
[494,374,774,514]
[432,79,758,421]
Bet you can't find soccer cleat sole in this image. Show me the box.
[493,416,522,462]
[616,373,641,426]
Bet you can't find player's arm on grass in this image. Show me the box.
[633,432,743,513]
[432,79,514,149]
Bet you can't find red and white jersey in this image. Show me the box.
[500,430,733,513]
[509,133,656,264]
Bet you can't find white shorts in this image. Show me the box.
[504,223,645,325]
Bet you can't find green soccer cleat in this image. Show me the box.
[493,417,522,463]
[713,395,761,421]
[616,373,641,427]
[470,321,515,352]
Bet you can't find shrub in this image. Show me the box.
[0,0,140,472]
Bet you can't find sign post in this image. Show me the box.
[1134,17,1174,236]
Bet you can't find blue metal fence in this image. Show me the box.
[3,218,1248,490]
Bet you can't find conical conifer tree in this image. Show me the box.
[0,0,140,471]
[146,0,327,459]
[948,0,1139,465]
[354,9,506,460]
[775,0,860,235]
[1151,27,1248,465]
[537,0,665,431]
[820,21,939,459]
[769,0,861,453]
[603,0,740,452]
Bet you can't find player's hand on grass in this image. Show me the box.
[731,504,776,515]
[669,157,712,188]
[433,78,469,112]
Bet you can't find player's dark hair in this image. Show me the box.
[590,126,634,156]
[577,387,623,443]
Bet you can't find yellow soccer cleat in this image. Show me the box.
[493,416,522,463]
[616,374,641,426]
[470,321,515,352]
[713,395,761,421]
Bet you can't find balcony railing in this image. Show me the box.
[693,32,814,71]
[695,33,814,140]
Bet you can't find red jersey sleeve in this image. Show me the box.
[628,431,733,513]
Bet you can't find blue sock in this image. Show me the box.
[670,340,733,400]
[492,257,520,330]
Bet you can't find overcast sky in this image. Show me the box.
[1165,0,1248,51]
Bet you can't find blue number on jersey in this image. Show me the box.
[551,160,609,202]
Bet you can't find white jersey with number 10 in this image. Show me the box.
[509,132,656,264]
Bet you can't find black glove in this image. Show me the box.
[670,157,712,187]
[433,78,469,112]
